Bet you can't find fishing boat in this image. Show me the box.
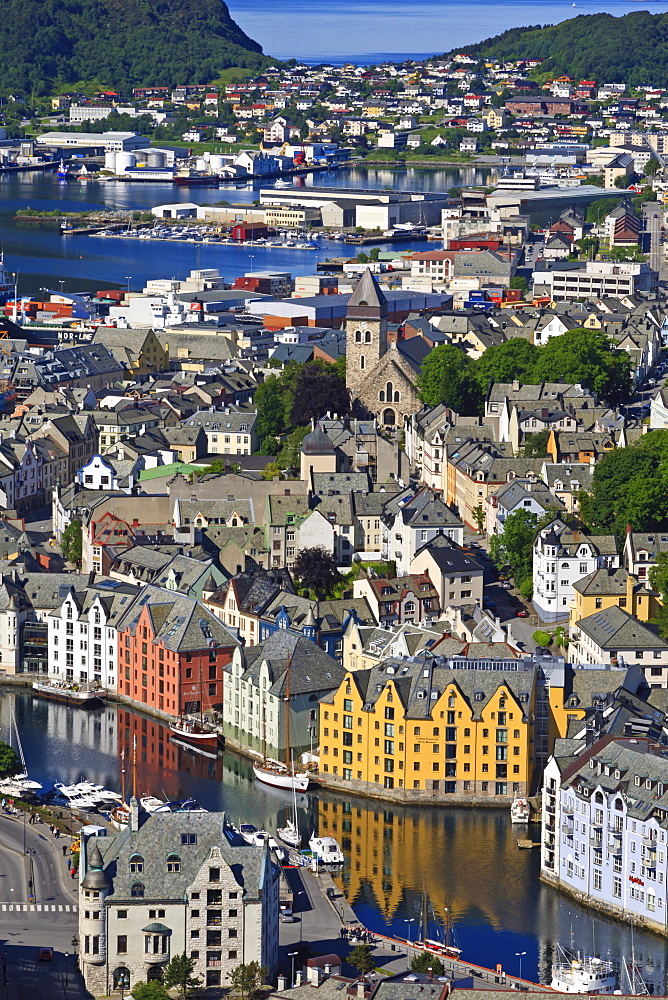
[277,769,302,848]
[550,944,617,993]
[510,796,530,824]
[32,679,106,706]
[253,653,310,792]
[308,835,344,864]
[56,159,71,180]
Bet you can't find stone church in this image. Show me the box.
[345,269,428,428]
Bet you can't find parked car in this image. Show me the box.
[280,909,296,923]
[38,948,53,962]
[516,609,529,618]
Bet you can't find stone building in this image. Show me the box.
[79,804,279,996]
[345,270,425,429]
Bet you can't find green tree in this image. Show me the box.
[356,251,369,263]
[0,740,21,779]
[262,462,282,481]
[411,951,445,976]
[579,430,668,538]
[614,174,632,189]
[533,629,552,648]
[348,943,375,977]
[293,545,341,597]
[532,329,632,405]
[131,982,169,1000]
[163,953,202,1000]
[276,426,310,475]
[228,961,268,1000]
[472,504,486,534]
[644,158,660,176]
[61,519,82,567]
[472,339,540,392]
[509,276,529,293]
[258,436,281,456]
[489,509,540,594]
[418,345,482,413]
[290,362,349,426]
[368,247,380,261]
[255,375,290,439]
[522,429,551,457]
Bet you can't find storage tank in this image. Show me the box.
[147,150,166,169]
[115,152,136,174]
[104,151,117,172]
[195,157,207,171]
[209,154,226,172]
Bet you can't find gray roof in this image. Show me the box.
[94,811,273,903]
[233,631,346,697]
[577,605,668,652]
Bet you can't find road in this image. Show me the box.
[643,202,665,279]
[0,812,86,1000]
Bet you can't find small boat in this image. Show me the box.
[111,804,130,830]
[56,159,71,180]
[510,796,530,824]
[309,835,344,865]
[277,819,301,848]
[32,679,106,706]
[169,718,221,749]
[550,945,617,993]
[253,652,310,792]
[153,798,207,814]
[140,795,165,813]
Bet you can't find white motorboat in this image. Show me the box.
[140,795,165,813]
[309,835,344,865]
[550,946,617,993]
[510,796,530,824]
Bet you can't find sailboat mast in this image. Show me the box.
[120,748,126,803]
[284,651,292,772]
[422,877,428,943]
[261,700,267,762]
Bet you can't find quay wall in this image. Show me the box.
[540,870,668,940]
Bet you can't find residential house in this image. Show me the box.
[533,518,620,623]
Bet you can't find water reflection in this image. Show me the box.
[5,688,668,987]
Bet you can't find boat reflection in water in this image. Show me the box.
[6,689,668,989]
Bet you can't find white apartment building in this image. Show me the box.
[534,261,657,302]
[541,735,668,940]
[533,518,619,623]
[48,586,128,691]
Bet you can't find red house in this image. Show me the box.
[116,586,239,717]
[231,223,269,241]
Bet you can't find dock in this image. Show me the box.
[517,839,541,849]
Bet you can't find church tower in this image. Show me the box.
[345,269,389,409]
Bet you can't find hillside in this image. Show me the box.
[455,10,668,89]
[0,0,269,95]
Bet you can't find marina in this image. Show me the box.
[2,688,668,990]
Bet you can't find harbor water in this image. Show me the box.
[5,689,668,990]
[0,165,494,294]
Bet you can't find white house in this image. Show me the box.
[48,586,127,691]
[569,605,668,684]
[533,518,619,623]
[381,486,464,575]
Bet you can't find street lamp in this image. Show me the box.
[125,275,132,297]
[65,951,69,988]
[289,950,299,987]
[516,951,527,982]
[296,890,307,943]
[403,918,415,970]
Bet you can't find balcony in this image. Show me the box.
[561,820,574,834]
[588,834,603,847]
[643,837,658,850]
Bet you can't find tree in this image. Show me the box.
[522,429,550,457]
[163,954,202,1000]
[411,951,445,976]
[293,545,341,597]
[348,943,375,977]
[509,275,528,293]
[61,519,82,566]
[262,462,282,481]
[290,362,350,427]
[0,740,21,779]
[472,338,539,391]
[418,345,482,413]
[131,983,169,1000]
[579,430,668,538]
[472,504,485,534]
[276,427,310,475]
[615,174,632,188]
[259,436,281,456]
[228,961,268,1000]
[255,375,290,439]
[532,329,632,406]
[489,509,540,594]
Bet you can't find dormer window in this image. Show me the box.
[635,775,641,786]
[166,854,181,873]
[130,854,144,874]
[131,881,145,898]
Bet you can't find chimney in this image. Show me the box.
[357,984,365,998]
[129,796,140,832]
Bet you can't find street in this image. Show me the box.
[0,811,86,1000]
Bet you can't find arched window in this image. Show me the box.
[147,968,163,982]
[231,518,238,526]
[166,854,181,873]
[93,609,101,625]
[364,330,371,343]
[113,968,131,991]
[360,355,365,370]
[354,330,362,343]
[386,381,393,400]
[383,408,396,426]
[129,854,144,874]
[131,881,145,898]
[379,391,385,402]
[394,391,400,403]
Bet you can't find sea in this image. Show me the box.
[7,690,668,989]
[226,0,668,64]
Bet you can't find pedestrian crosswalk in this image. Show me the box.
[0,903,77,912]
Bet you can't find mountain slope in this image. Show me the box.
[456,11,668,89]
[0,0,268,95]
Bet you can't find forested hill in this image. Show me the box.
[454,10,668,88]
[0,0,269,95]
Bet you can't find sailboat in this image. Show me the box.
[0,705,42,793]
[169,664,222,752]
[277,762,302,847]
[253,653,310,792]
[110,744,131,831]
